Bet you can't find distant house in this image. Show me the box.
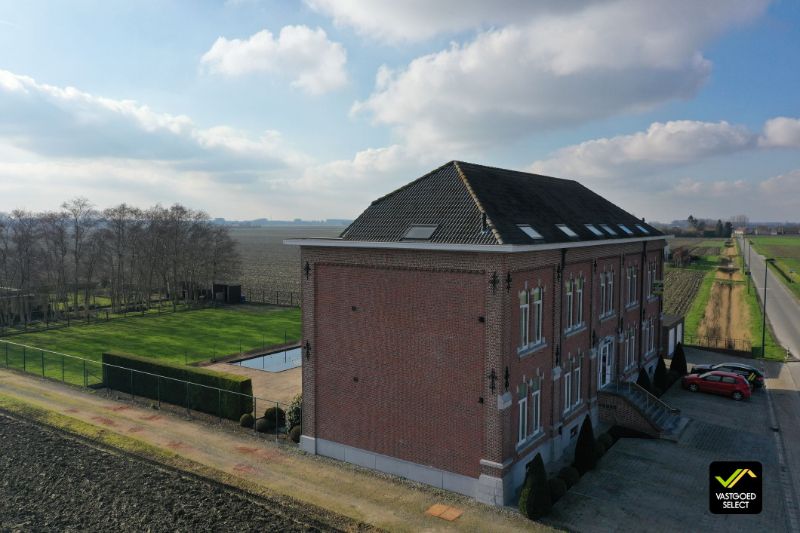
[286,161,667,505]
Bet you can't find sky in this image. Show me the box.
[0,0,799,223]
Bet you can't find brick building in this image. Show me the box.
[285,161,667,505]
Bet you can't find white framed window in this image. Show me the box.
[628,327,636,367]
[556,224,579,238]
[531,388,541,435]
[519,289,530,348]
[573,359,582,406]
[532,287,543,344]
[565,277,574,330]
[649,318,656,353]
[517,224,543,240]
[585,224,603,236]
[646,261,657,298]
[518,395,528,445]
[627,265,638,306]
[643,319,650,356]
[563,370,572,414]
[599,270,607,315]
[576,275,584,325]
[607,269,614,314]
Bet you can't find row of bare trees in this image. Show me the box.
[0,199,240,329]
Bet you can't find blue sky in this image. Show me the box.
[1,0,799,222]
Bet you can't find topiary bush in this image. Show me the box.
[239,413,254,428]
[598,432,613,450]
[653,356,669,394]
[263,406,286,431]
[255,417,269,433]
[289,424,302,443]
[594,440,607,459]
[521,453,551,519]
[548,477,567,503]
[636,367,653,393]
[671,343,688,376]
[287,393,302,429]
[573,415,597,475]
[558,466,580,488]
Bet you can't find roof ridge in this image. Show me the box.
[455,160,577,184]
[453,161,504,245]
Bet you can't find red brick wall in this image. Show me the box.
[597,392,659,437]
[314,263,486,478]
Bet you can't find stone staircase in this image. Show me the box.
[599,382,689,441]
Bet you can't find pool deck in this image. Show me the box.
[205,361,301,405]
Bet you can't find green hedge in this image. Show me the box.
[102,352,253,421]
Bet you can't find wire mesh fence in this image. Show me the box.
[240,288,300,307]
[0,339,298,441]
[684,333,752,353]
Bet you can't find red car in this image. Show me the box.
[682,371,751,401]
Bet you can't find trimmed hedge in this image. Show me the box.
[558,466,580,488]
[102,352,253,421]
[548,477,567,503]
[671,343,688,376]
[573,415,597,474]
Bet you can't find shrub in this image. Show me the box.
[598,432,613,449]
[671,343,688,376]
[594,440,607,459]
[263,406,286,431]
[239,413,254,428]
[636,367,653,393]
[548,477,567,503]
[519,453,551,519]
[287,393,302,429]
[102,352,253,421]
[558,466,580,488]
[653,356,669,393]
[255,418,270,433]
[666,369,680,388]
[573,415,597,474]
[289,424,302,443]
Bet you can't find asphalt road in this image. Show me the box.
[740,236,800,359]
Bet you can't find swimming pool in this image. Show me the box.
[231,347,302,372]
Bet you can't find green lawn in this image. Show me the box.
[749,235,800,300]
[2,305,301,368]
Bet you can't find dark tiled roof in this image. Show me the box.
[340,161,663,245]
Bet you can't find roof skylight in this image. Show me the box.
[635,224,650,234]
[599,224,617,236]
[556,224,579,238]
[403,224,438,240]
[618,224,634,235]
[585,224,604,237]
[517,224,543,240]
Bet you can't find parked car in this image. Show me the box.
[682,371,752,401]
[690,362,765,388]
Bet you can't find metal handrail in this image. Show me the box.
[612,381,679,415]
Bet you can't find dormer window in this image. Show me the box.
[517,224,543,240]
[556,224,578,238]
[635,224,649,234]
[600,224,617,236]
[403,224,438,240]
[585,224,603,237]
[618,224,634,235]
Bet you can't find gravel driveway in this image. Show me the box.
[0,412,343,532]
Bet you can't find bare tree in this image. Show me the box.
[62,197,97,313]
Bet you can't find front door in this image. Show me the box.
[598,341,613,388]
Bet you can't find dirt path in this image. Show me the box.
[698,245,751,342]
[0,369,545,532]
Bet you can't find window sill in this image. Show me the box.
[563,401,584,417]
[516,430,545,454]
[647,295,660,304]
[624,303,639,312]
[599,312,616,323]
[564,324,587,338]
[518,341,547,358]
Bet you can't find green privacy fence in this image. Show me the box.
[0,339,292,437]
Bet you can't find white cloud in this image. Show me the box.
[0,69,306,177]
[352,0,768,152]
[531,120,756,179]
[305,0,590,42]
[760,117,800,148]
[201,25,347,95]
[760,169,800,195]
